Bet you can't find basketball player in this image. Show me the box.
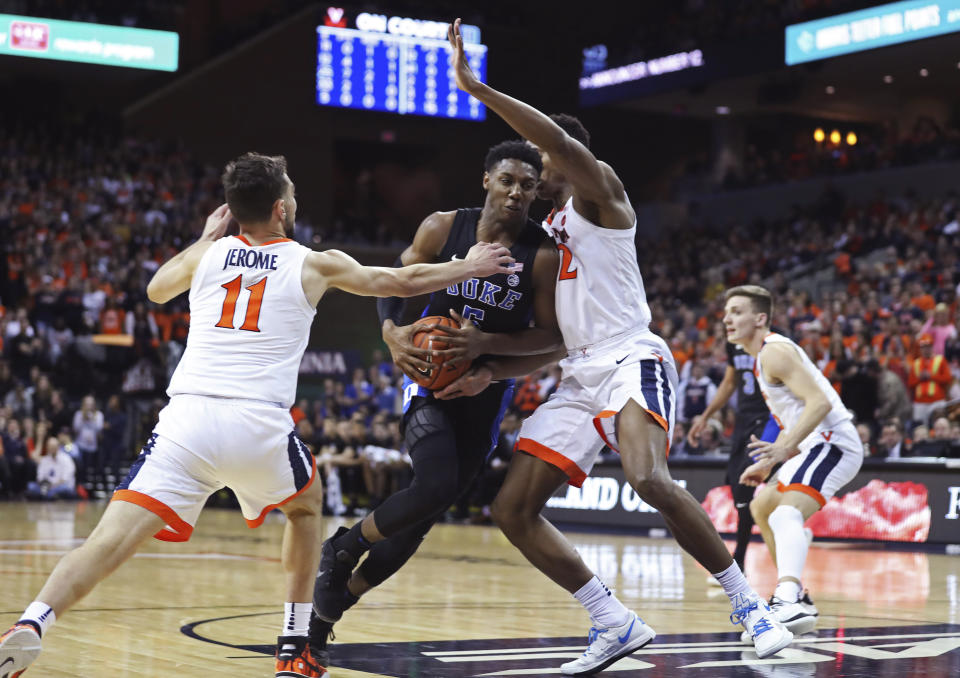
[688,343,780,576]
[436,20,794,673]
[309,140,561,661]
[0,152,514,678]
[727,285,863,635]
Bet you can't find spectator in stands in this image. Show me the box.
[100,394,127,486]
[25,435,77,501]
[677,361,717,424]
[877,419,905,458]
[920,302,957,355]
[72,394,104,492]
[839,359,878,428]
[870,359,912,426]
[1,418,35,498]
[908,334,952,427]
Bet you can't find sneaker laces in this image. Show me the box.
[582,626,603,657]
[729,599,759,627]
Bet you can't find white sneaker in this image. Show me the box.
[730,593,793,659]
[0,623,42,676]
[770,593,818,634]
[560,612,656,676]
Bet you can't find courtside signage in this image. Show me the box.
[785,0,960,65]
[0,13,178,71]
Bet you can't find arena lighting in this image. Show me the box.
[825,84,836,94]
[0,13,178,70]
[830,129,842,144]
[814,127,826,142]
[847,131,858,145]
[785,0,960,65]
[715,105,730,114]
[578,49,704,90]
[884,74,894,82]
[920,67,930,75]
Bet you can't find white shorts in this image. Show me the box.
[774,422,863,506]
[516,328,677,487]
[113,394,316,542]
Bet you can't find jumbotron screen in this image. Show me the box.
[316,11,487,121]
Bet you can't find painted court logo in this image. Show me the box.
[182,617,960,676]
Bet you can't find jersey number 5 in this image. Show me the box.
[215,275,266,332]
[557,244,578,281]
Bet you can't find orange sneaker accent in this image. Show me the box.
[0,623,42,677]
[275,639,328,678]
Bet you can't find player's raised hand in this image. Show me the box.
[447,18,480,94]
[434,363,494,400]
[465,241,515,277]
[200,203,233,242]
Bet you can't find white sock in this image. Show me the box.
[712,561,753,605]
[573,576,631,627]
[768,505,808,602]
[282,602,312,637]
[20,601,56,637]
[774,580,802,603]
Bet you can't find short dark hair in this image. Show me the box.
[725,285,773,325]
[550,113,590,148]
[222,152,289,223]
[484,140,542,175]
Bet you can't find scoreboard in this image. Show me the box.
[316,25,488,121]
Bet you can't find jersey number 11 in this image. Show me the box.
[215,275,267,332]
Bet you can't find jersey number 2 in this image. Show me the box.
[557,244,578,280]
[215,275,266,332]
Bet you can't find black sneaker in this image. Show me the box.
[312,526,357,622]
[307,616,335,667]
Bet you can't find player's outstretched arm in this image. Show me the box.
[741,343,832,484]
[434,347,568,400]
[147,204,233,303]
[447,19,628,221]
[303,243,514,305]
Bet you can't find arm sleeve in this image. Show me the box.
[375,256,407,326]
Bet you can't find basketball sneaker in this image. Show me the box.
[306,616,335,667]
[730,593,793,659]
[313,525,358,622]
[0,622,42,677]
[275,635,328,678]
[770,592,818,634]
[559,612,656,676]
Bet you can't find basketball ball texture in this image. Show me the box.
[411,315,471,390]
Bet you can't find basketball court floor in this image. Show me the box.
[1,501,957,676]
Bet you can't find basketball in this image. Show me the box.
[410,315,471,390]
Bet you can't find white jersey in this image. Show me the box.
[543,197,651,350]
[167,235,315,408]
[755,333,853,451]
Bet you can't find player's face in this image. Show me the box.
[482,159,539,224]
[723,296,764,345]
[531,146,566,200]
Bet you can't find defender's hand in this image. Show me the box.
[447,18,481,94]
[201,203,233,241]
[465,241,515,277]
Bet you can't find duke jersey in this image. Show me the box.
[755,333,853,450]
[404,207,549,403]
[727,341,770,423]
[544,196,651,349]
[167,235,316,408]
